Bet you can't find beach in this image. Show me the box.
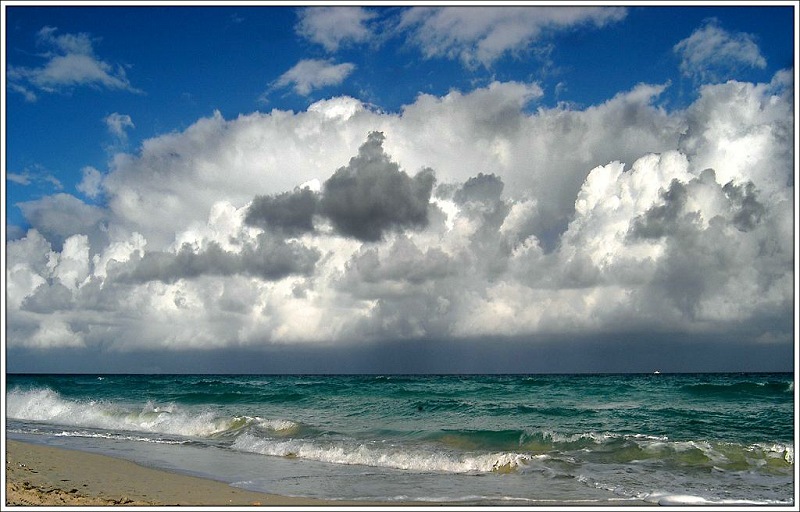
[4,439,380,507]
[6,440,660,508]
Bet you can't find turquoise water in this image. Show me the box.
[5,373,795,505]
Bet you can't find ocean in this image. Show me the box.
[5,373,795,506]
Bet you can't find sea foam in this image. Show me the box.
[6,387,297,439]
[231,432,536,474]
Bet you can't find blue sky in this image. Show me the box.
[3,3,797,373]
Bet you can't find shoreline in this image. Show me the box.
[5,439,656,508]
[4,439,405,507]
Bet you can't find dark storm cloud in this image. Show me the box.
[320,131,436,242]
[244,187,320,236]
[111,234,320,284]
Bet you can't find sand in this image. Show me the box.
[4,439,394,507]
[5,439,655,508]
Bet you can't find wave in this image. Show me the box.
[231,432,539,474]
[6,387,299,439]
[7,387,792,477]
[54,430,190,444]
[642,492,794,506]
[230,429,793,476]
[681,380,793,398]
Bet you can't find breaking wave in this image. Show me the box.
[231,432,537,474]
[6,387,299,439]
[7,386,792,477]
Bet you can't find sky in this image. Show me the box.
[2,2,797,374]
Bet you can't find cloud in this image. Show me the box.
[25,318,86,349]
[77,166,103,199]
[7,173,32,185]
[111,234,320,284]
[398,6,626,67]
[678,72,794,200]
[270,59,356,96]
[18,193,107,251]
[627,178,692,239]
[22,282,75,314]
[5,72,792,356]
[320,132,436,242]
[244,132,437,243]
[723,180,766,232]
[7,165,63,190]
[8,26,142,100]
[674,18,767,83]
[245,187,319,236]
[342,236,455,287]
[104,112,135,141]
[296,7,377,52]
[454,172,505,205]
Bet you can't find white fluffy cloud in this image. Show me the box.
[8,26,142,100]
[398,6,627,67]
[674,18,767,83]
[296,7,377,52]
[270,59,356,96]
[6,71,794,353]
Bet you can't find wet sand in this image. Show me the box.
[4,439,391,507]
[5,439,655,507]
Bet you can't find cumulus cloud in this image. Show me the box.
[628,178,692,239]
[5,72,793,355]
[245,187,319,236]
[26,318,86,349]
[674,18,767,83]
[270,59,356,96]
[344,236,455,287]
[320,132,436,242]
[111,234,320,284]
[398,6,626,67]
[18,193,107,251]
[454,172,505,205]
[8,26,142,100]
[296,7,377,52]
[243,132,437,242]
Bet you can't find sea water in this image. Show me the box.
[5,373,795,506]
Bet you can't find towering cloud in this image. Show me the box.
[5,71,793,357]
